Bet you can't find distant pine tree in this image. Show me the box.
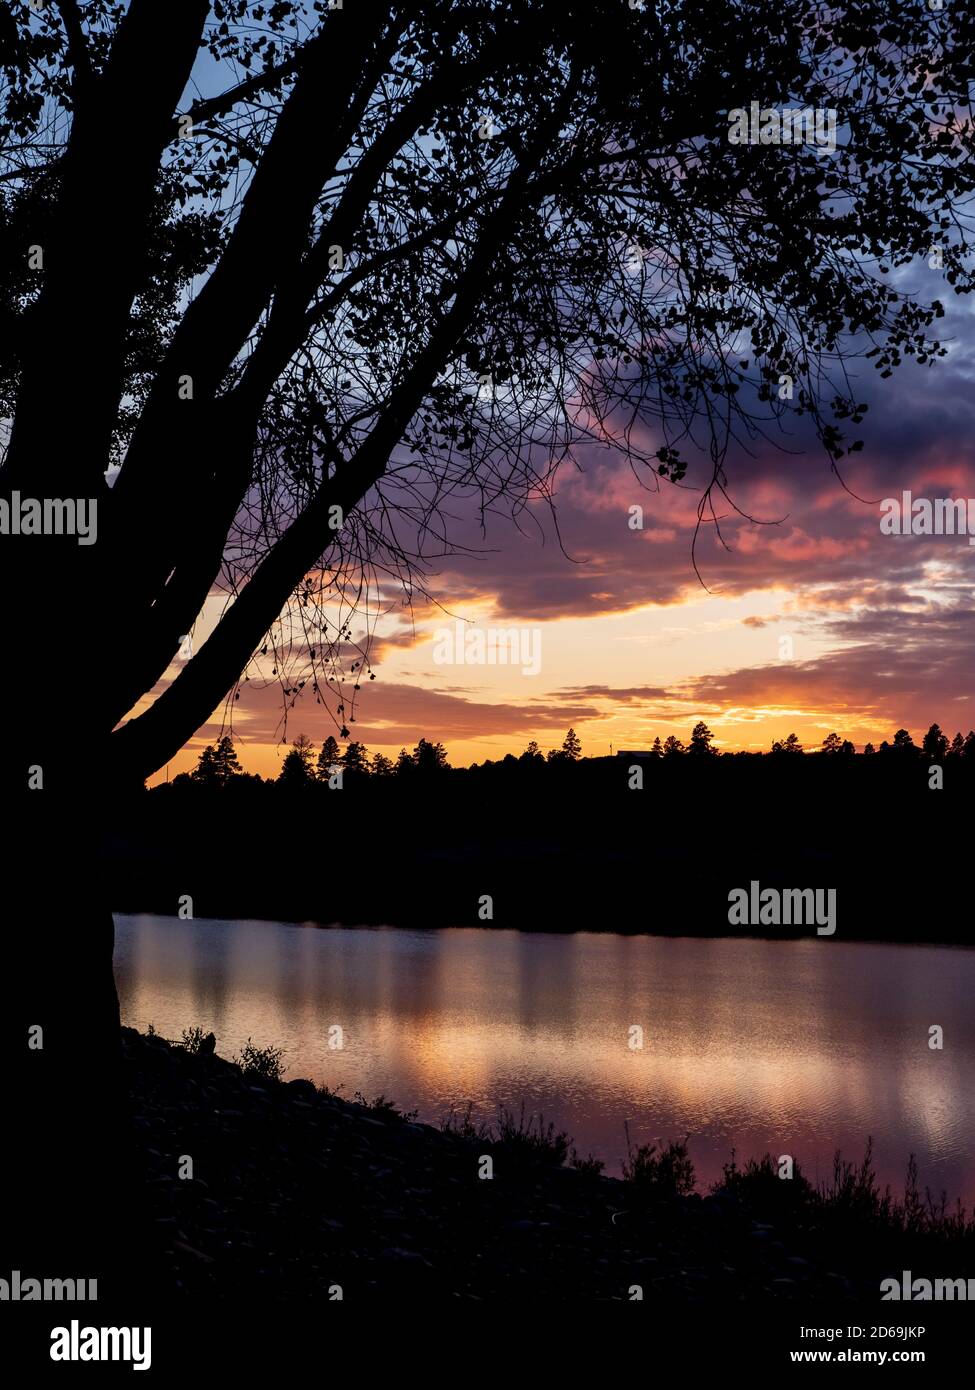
[922,723,949,761]
[413,738,449,773]
[191,744,220,786]
[279,734,315,787]
[191,735,241,787]
[561,727,582,761]
[316,736,341,779]
[688,721,716,755]
[343,741,370,774]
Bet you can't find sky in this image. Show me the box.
[132,42,975,783]
[142,259,975,784]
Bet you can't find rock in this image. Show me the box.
[287,1079,318,1099]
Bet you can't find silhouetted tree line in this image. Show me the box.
[164,720,975,792]
[122,714,975,943]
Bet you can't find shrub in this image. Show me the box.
[179,1025,207,1054]
[622,1127,695,1196]
[352,1091,418,1122]
[569,1149,606,1176]
[233,1037,286,1082]
[495,1103,570,1166]
[442,1101,571,1166]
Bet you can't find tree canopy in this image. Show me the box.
[1,0,972,783]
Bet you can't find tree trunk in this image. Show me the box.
[0,727,149,1296]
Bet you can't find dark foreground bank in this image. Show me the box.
[121,1027,973,1302]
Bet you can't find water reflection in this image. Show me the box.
[114,916,975,1201]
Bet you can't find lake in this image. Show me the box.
[114,915,975,1204]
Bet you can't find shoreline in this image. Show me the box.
[120,1027,974,1301]
[110,902,974,949]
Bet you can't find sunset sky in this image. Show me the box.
[142,262,975,784]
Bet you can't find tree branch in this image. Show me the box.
[169,45,309,139]
[231,33,532,417]
[54,0,93,98]
[115,5,393,507]
[3,0,211,498]
[111,167,540,781]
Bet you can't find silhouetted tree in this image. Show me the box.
[278,733,315,787]
[371,752,394,777]
[922,724,949,761]
[892,729,917,754]
[4,0,973,1284]
[771,732,803,755]
[191,734,241,787]
[863,742,876,755]
[190,744,220,786]
[413,738,449,774]
[650,737,663,757]
[663,735,685,757]
[561,728,582,761]
[343,741,370,775]
[520,740,544,765]
[949,732,965,757]
[688,721,716,756]
[316,735,341,779]
[821,732,843,754]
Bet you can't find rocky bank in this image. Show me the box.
[122,1027,971,1302]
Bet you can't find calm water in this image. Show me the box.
[115,916,975,1203]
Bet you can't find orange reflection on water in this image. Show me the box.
[115,917,975,1200]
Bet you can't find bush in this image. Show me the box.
[622,1127,695,1196]
[179,1025,207,1054]
[442,1101,571,1167]
[233,1037,286,1082]
[352,1091,418,1122]
[441,1101,493,1144]
[717,1140,975,1241]
[569,1149,606,1176]
[495,1103,570,1166]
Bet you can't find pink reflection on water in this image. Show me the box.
[114,917,975,1203]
